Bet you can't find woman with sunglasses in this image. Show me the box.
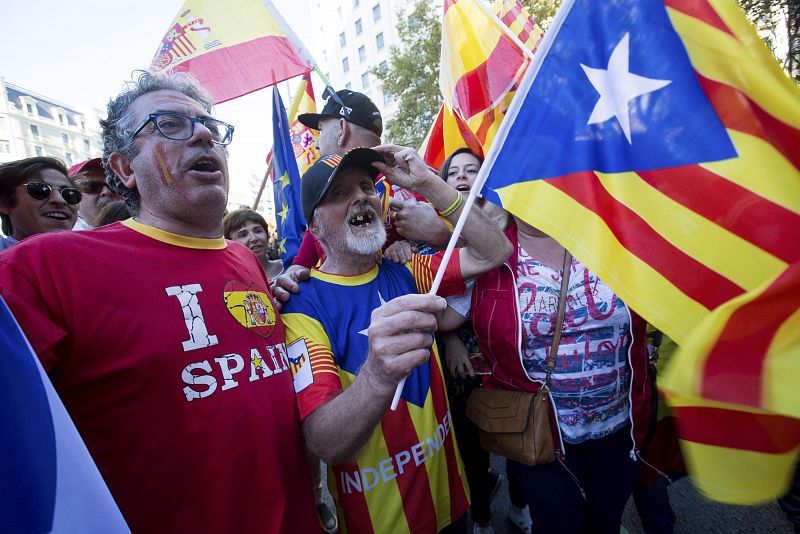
[0,157,81,251]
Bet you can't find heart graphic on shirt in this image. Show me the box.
[223,280,277,339]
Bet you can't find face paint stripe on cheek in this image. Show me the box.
[155,148,174,187]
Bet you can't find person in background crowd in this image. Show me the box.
[92,199,131,227]
[0,70,321,533]
[69,157,121,229]
[224,208,285,280]
[280,144,511,533]
[469,208,654,534]
[0,156,79,251]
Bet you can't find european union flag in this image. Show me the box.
[272,86,307,269]
[0,297,129,532]
[481,0,737,206]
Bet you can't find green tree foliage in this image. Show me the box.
[520,0,562,31]
[372,0,442,148]
[738,0,799,79]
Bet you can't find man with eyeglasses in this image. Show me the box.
[68,158,122,229]
[0,156,80,251]
[0,70,326,533]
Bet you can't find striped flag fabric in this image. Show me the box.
[151,0,314,104]
[0,297,129,532]
[285,74,320,176]
[476,0,800,503]
[272,86,307,268]
[422,0,543,168]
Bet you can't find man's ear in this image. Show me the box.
[109,152,136,189]
[337,118,349,147]
[308,215,319,236]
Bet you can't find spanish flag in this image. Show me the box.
[422,0,544,168]
[152,0,314,104]
[476,0,800,503]
[285,74,320,176]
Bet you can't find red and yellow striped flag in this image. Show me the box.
[422,0,543,168]
[152,0,314,104]
[285,74,320,176]
[475,0,800,503]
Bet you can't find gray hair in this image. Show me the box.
[100,70,214,215]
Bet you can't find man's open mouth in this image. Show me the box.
[348,210,375,228]
[189,157,221,173]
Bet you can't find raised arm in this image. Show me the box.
[373,145,511,281]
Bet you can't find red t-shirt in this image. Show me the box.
[0,220,318,533]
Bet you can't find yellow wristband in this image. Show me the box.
[440,191,464,217]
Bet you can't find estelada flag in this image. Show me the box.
[151,0,314,104]
[285,74,320,176]
[476,0,800,503]
[422,0,543,167]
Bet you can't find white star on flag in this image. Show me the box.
[581,33,672,143]
[358,292,388,337]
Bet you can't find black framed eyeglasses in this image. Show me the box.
[74,179,109,195]
[23,182,82,205]
[131,112,235,145]
[323,86,351,121]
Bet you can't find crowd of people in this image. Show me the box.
[1,68,746,534]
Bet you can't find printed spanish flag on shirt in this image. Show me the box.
[151,0,314,104]
[475,0,800,504]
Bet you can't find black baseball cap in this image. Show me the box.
[301,147,383,222]
[298,88,383,137]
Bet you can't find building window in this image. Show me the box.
[337,7,342,18]
[355,18,363,35]
[30,125,39,139]
[345,82,352,90]
[383,92,393,107]
[59,114,65,124]
[62,133,69,145]
[26,104,33,114]
[80,120,86,130]
[358,46,366,63]
[361,72,369,89]
[376,32,384,50]
[373,4,381,21]
[0,116,6,130]
[84,139,91,152]
[0,140,10,153]
[34,146,43,156]
[354,0,359,6]
[65,153,73,165]
[342,57,350,73]
[339,32,346,47]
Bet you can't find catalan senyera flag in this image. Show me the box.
[272,87,306,268]
[151,0,314,104]
[476,0,800,503]
[286,74,320,176]
[422,0,543,168]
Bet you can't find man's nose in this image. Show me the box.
[189,121,214,146]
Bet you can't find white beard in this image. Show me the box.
[316,204,387,257]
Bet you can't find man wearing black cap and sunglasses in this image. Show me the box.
[68,158,122,229]
[281,144,512,533]
[0,156,80,251]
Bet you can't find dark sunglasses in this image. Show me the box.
[323,86,352,121]
[23,182,82,205]
[75,180,109,195]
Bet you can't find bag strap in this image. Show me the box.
[544,250,572,387]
